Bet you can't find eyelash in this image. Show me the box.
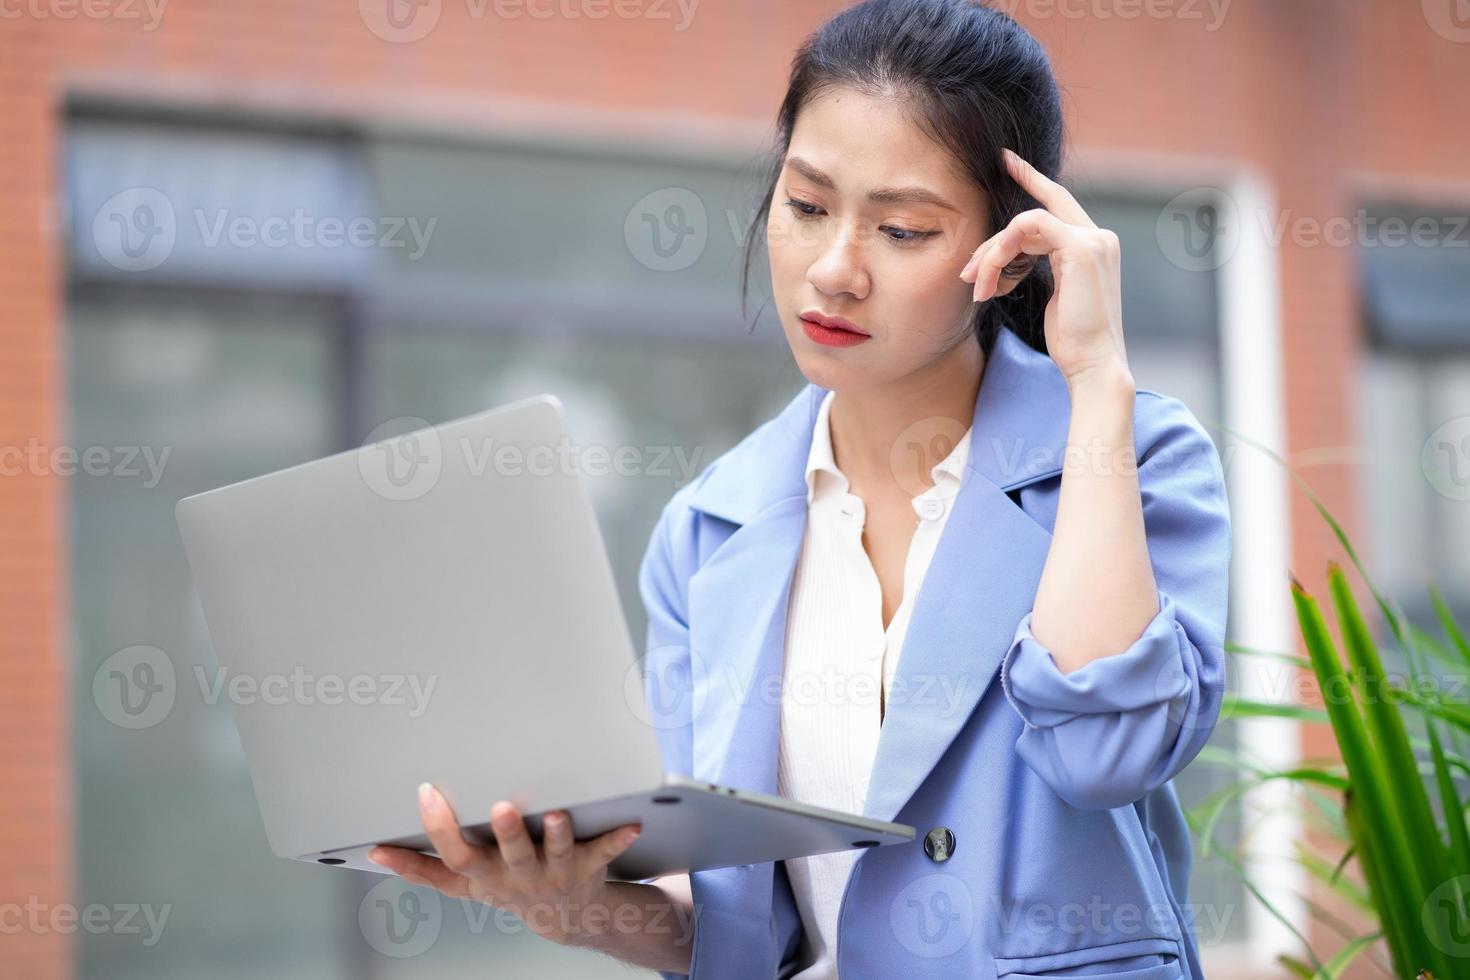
[783,198,938,246]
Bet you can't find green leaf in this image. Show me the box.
[1308,931,1383,980]
[1294,579,1429,978]
[1295,842,1372,913]
[1343,789,1414,979]
[1278,953,1316,979]
[1328,565,1450,914]
[1401,606,1470,963]
[1227,641,1313,670]
[1222,694,1330,724]
[1429,581,1470,666]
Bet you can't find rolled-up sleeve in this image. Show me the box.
[998,395,1232,811]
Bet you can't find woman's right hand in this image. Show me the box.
[367,782,643,949]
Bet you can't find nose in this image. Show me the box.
[806,222,869,300]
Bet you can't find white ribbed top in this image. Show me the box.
[775,388,971,978]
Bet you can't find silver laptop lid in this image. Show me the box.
[176,394,666,858]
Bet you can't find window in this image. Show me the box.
[64,113,795,979]
[65,113,1249,973]
[1358,201,1470,634]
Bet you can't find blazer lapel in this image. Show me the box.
[682,384,823,794]
[859,474,1052,823]
[685,496,807,792]
[864,327,1073,823]
[682,326,1075,824]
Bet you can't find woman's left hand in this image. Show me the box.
[959,147,1130,391]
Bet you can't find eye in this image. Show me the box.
[784,198,822,219]
[879,224,938,245]
[782,199,939,246]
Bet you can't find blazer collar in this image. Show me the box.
[677,323,1077,826]
[803,387,972,507]
[686,323,1071,526]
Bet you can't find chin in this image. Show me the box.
[789,351,867,392]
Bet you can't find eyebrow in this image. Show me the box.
[784,155,961,213]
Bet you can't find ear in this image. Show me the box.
[990,262,1032,298]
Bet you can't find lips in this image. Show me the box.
[799,311,869,336]
[800,315,871,348]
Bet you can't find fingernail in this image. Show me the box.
[418,782,437,809]
[624,827,641,843]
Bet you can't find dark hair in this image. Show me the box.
[740,0,1065,359]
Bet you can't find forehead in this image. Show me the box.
[785,86,979,208]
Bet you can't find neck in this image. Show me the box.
[827,339,986,500]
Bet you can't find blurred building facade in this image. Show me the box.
[2,1,1468,977]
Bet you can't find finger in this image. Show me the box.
[973,233,1051,302]
[489,801,541,882]
[1002,148,1096,228]
[972,211,1079,300]
[962,205,1075,282]
[960,230,1048,282]
[542,810,576,889]
[418,782,498,878]
[578,823,642,880]
[368,844,473,900]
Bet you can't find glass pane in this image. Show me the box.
[65,119,374,290]
[1080,193,1238,943]
[1359,203,1470,350]
[69,290,351,980]
[364,327,805,651]
[362,138,779,347]
[359,327,799,976]
[1361,351,1470,631]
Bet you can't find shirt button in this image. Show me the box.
[923,827,956,862]
[915,497,946,521]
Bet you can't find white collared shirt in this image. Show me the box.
[775,388,971,979]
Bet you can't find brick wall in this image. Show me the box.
[2,2,1467,976]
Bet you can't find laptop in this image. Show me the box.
[175,393,915,880]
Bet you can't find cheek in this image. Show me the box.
[766,212,807,281]
[893,255,971,309]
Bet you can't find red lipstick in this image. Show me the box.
[799,310,871,348]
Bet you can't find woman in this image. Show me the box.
[368,1,1232,977]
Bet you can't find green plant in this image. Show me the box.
[1183,430,1470,979]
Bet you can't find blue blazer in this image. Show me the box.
[637,324,1232,980]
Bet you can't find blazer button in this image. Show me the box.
[923,827,956,862]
